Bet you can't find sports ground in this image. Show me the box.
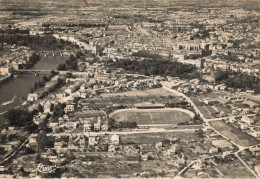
[110,108,194,125]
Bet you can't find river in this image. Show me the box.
[0,54,69,126]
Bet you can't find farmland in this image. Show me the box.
[101,88,177,98]
[110,108,194,125]
[215,155,254,178]
[120,132,200,144]
[209,120,259,147]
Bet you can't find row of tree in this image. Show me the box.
[57,55,78,71]
[4,109,37,133]
[132,50,165,60]
[108,118,137,129]
[0,28,29,34]
[30,70,58,93]
[0,34,72,51]
[25,52,40,69]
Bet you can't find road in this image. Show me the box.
[94,128,197,135]
[235,153,258,178]
[135,24,175,49]
[46,128,197,137]
[174,156,215,178]
[0,134,31,165]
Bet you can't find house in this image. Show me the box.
[28,135,37,148]
[94,118,101,131]
[66,121,78,129]
[56,93,66,99]
[58,117,66,127]
[111,134,120,145]
[89,136,97,146]
[0,175,14,178]
[167,146,176,156]
[254,165,260,177]
[251,131,260,138]
[49,122,59,128]
[48,156,59,164]
[94,123,101,131]
[155,142,163,150]
[101,124,108,131]
[2,144,12,151]
[27,93,38,102]
[80,92,87,98]
[44,101,52,113]
[240,123,248,130]
[64,104,75,113]
[83,121,92,132]
[140,153,149,161]
[209,146,219,154]
[54,141,63,149]
[0,66,12,75]
[249,145,260,154]
[203,98,218,105]
[246,90,255,94]
[0,166,5,172]
[244,100,259,108]
[241,115,255,126]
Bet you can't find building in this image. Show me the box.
[241,115,255,126]
[134,102,165,109]
[44,101,52,113]
[0,66,12,75]
[27,93,38,102]
[94,118,101,131]
[203,98,218,105]
[244,100,259,108]
[111,134,120,145]
[83,121,92,132]
[209,147,219,154]
[254,165,260,177]
[64,104,75,113]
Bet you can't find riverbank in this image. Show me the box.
[0,54,68,126]
[0,74,12,85]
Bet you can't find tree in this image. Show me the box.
[0,147,6,155]
[254,81,260,94]
[57,63,67,71]
[34,82,39,91]
[42,75,49,82]
[197,129,205,138]
[36,131,48,152]
[8,133,17,141]
[4,109,33,127]
[108,58,197,79]
[0,134,7,143]
[38,104,44,113]
[23,121,38,134]
[50,70,57,77]
[24,147,35,154]
[38,118,48,131]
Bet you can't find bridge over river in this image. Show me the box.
[14,69,69,75]
[36,50,74,57]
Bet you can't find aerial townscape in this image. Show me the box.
[0,0,259,178]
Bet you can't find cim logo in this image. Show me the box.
[37,163,57,173]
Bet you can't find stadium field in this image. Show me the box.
[110,108,194,125]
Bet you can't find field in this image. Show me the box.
[120,132,200,144]
[210,120,259,147]
[216,156,254,178]
[110,109,193,125]
[101,88,177,98]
